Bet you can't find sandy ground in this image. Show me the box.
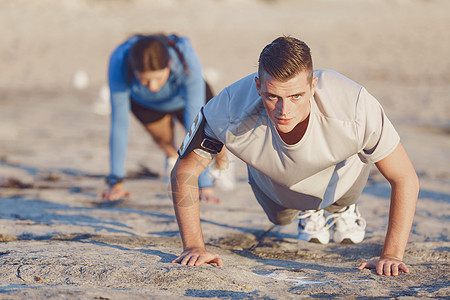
[0,0,449,299]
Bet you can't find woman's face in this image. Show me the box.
[135,67,170,92]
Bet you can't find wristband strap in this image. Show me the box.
[105,176,124,186]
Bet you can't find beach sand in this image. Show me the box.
[0,0,449,298]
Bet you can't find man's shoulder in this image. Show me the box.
[314,69,363,99]
[226,73,258,91]
[203,73,265,144]
[314,69,362,89]
[313,69,364,121]
[223,73,261,109]
[204,72,262,123]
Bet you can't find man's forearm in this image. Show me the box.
[171,170,206,250]
[382,180,418,260]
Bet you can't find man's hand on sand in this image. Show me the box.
[101,183,131,201]
[358,257,410,276]
[172,247,223,267]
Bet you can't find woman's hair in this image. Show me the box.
[258,36,313,83]
[128,35,170,72]
[127,34,189,75]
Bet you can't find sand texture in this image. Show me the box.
[0,0,449,299]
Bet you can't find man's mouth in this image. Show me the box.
[277,118,292,125]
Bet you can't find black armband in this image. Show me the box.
[178,107,224,158]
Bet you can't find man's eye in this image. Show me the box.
[268,95,277,100]
[291,94,301,100]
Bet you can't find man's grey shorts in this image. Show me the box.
[248,165,370,226]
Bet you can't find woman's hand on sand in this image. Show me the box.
[358,257,409,276]
[199,187,221,204]
[101,183,131,201]
[172,247,223,267]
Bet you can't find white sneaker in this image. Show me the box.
[163,157,177,183]
[297,210,330,244]
[209,157,236,191]
[329,204,366,244]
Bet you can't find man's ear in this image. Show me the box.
[255,76,261,96]
[311,76,318,96]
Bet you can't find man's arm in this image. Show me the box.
[170,151,223,266]
[359,142,419,275]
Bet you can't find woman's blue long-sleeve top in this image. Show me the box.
[108,35,212,188]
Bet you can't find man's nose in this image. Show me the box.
[277,98,289,116]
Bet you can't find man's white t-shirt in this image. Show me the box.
[202,69,400,210]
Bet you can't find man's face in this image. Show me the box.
[255,70,317,135]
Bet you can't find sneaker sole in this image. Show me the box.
[298,232,330,244]
[309,238,323,244]
[340,238,355,244]
[333,231,365,244]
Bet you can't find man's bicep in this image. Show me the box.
[175,151,213,177]
[375,143,416,184]
[171,152,212,208]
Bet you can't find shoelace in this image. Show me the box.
[326,206,366,230]
[298,206,366,231]
[298,210,334,231]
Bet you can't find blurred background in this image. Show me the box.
[0,2,448,296]
[1,0,449,180]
